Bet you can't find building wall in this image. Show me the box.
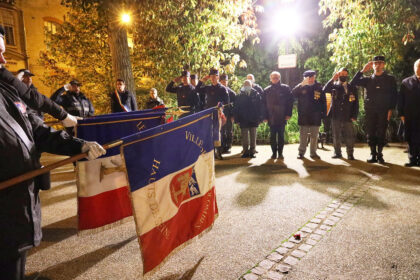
[2,0,67,95]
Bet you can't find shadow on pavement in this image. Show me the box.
[38,236,136,280]
[225,151,420,209]
[28,216,78,256]
[159,257,204,280]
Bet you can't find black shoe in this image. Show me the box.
[271,153,277,159]
[348,154,355,160]
[241,151,249,158]
[332,154,342,159]
[310,154,320,159]
[297,154,304,159]
[215,151,223,160]
[249,153,256,158]
[377,155,385,164]
[367,155,377,163]
[405,161,416,167]
[222,149,231,154]
[278,154,284,159]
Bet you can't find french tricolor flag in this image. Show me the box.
[76,110,166,232]
[121,108,219,274]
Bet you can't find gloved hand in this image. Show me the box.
[63,83,71,91]
[62,114,82,127]
[81,141,106,160]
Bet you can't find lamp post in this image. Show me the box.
[268,5,301,85]
[106,6,135,94]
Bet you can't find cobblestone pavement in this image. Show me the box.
[26,144,419,280]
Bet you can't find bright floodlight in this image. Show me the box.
[121,13,131,24]
[270,8,301,38]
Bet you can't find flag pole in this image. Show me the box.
[0,140,123,191]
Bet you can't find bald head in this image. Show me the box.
[270,71,281,84]
[414,59,420,78]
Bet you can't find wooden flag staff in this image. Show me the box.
[0,140,123,191]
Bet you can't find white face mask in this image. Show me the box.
[242,86,252,94]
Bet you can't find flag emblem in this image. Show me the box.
[170,166,200,207]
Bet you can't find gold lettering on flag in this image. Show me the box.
[146,158,170,240]
[185,131,205,154]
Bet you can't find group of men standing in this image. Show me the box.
[162,56,420,167]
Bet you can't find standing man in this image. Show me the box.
[110,79,137,113]
[0,24,106,280]
[323,68,359,160]
[166,70,199,117]
[145,88,164,109]
[351,56,397,163]
[51,80,94,135]
[16,69,44,120]
[398,59,420,167]
[247,74,264,95]
[220,74,236,154]
[234,80,262,158]
[196,69,229,159]
[293,70,326,159]
[262,71,294,159]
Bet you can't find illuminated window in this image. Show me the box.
[44,20,60,35]
[1,11,16,46]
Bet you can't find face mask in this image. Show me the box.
[339,76,348,82]
[242,86,252,94]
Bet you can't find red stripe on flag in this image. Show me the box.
[139,187,218,273]
[78,187,132,230]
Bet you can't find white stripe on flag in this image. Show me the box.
[78,154,128,197]
[131,151,215,235]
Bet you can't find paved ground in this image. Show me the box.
[26,143,419,280]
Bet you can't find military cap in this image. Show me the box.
[373,56,385,62]
[181,70,190,77]
[209,68,219,75]
[220,74,228,81]
[18,69,35,76]
[190,74,198,79]
[303,70,316,77]
[70,79,82,86]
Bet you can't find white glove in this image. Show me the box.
[62,114,82,127]
[81,141,106,160]
[301,77,309,86]
[63,83,71,91]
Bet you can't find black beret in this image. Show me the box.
[209,68,219,76]
[373,56,385,62]
[181,70,190,77]
[0,25,4,37]
[190,74,198,79]
[70,79,82,86]
[303,70,316,77]
[220,74,228,81]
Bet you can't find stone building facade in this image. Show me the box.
[0,0,66,94]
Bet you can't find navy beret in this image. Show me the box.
[181,70,190,77]
[373,56,385,62]
[303,70,316,77]
[209,68,219,76]
[190,74,197,79]
[220,74,228,81]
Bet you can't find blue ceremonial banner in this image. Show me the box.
[120,107,219,274]
[76,110,166,157]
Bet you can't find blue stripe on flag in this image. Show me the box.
[77,111,165,157]
[121,108,216,192]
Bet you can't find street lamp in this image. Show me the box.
[121,12,131,25]
[269,7,301,38]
